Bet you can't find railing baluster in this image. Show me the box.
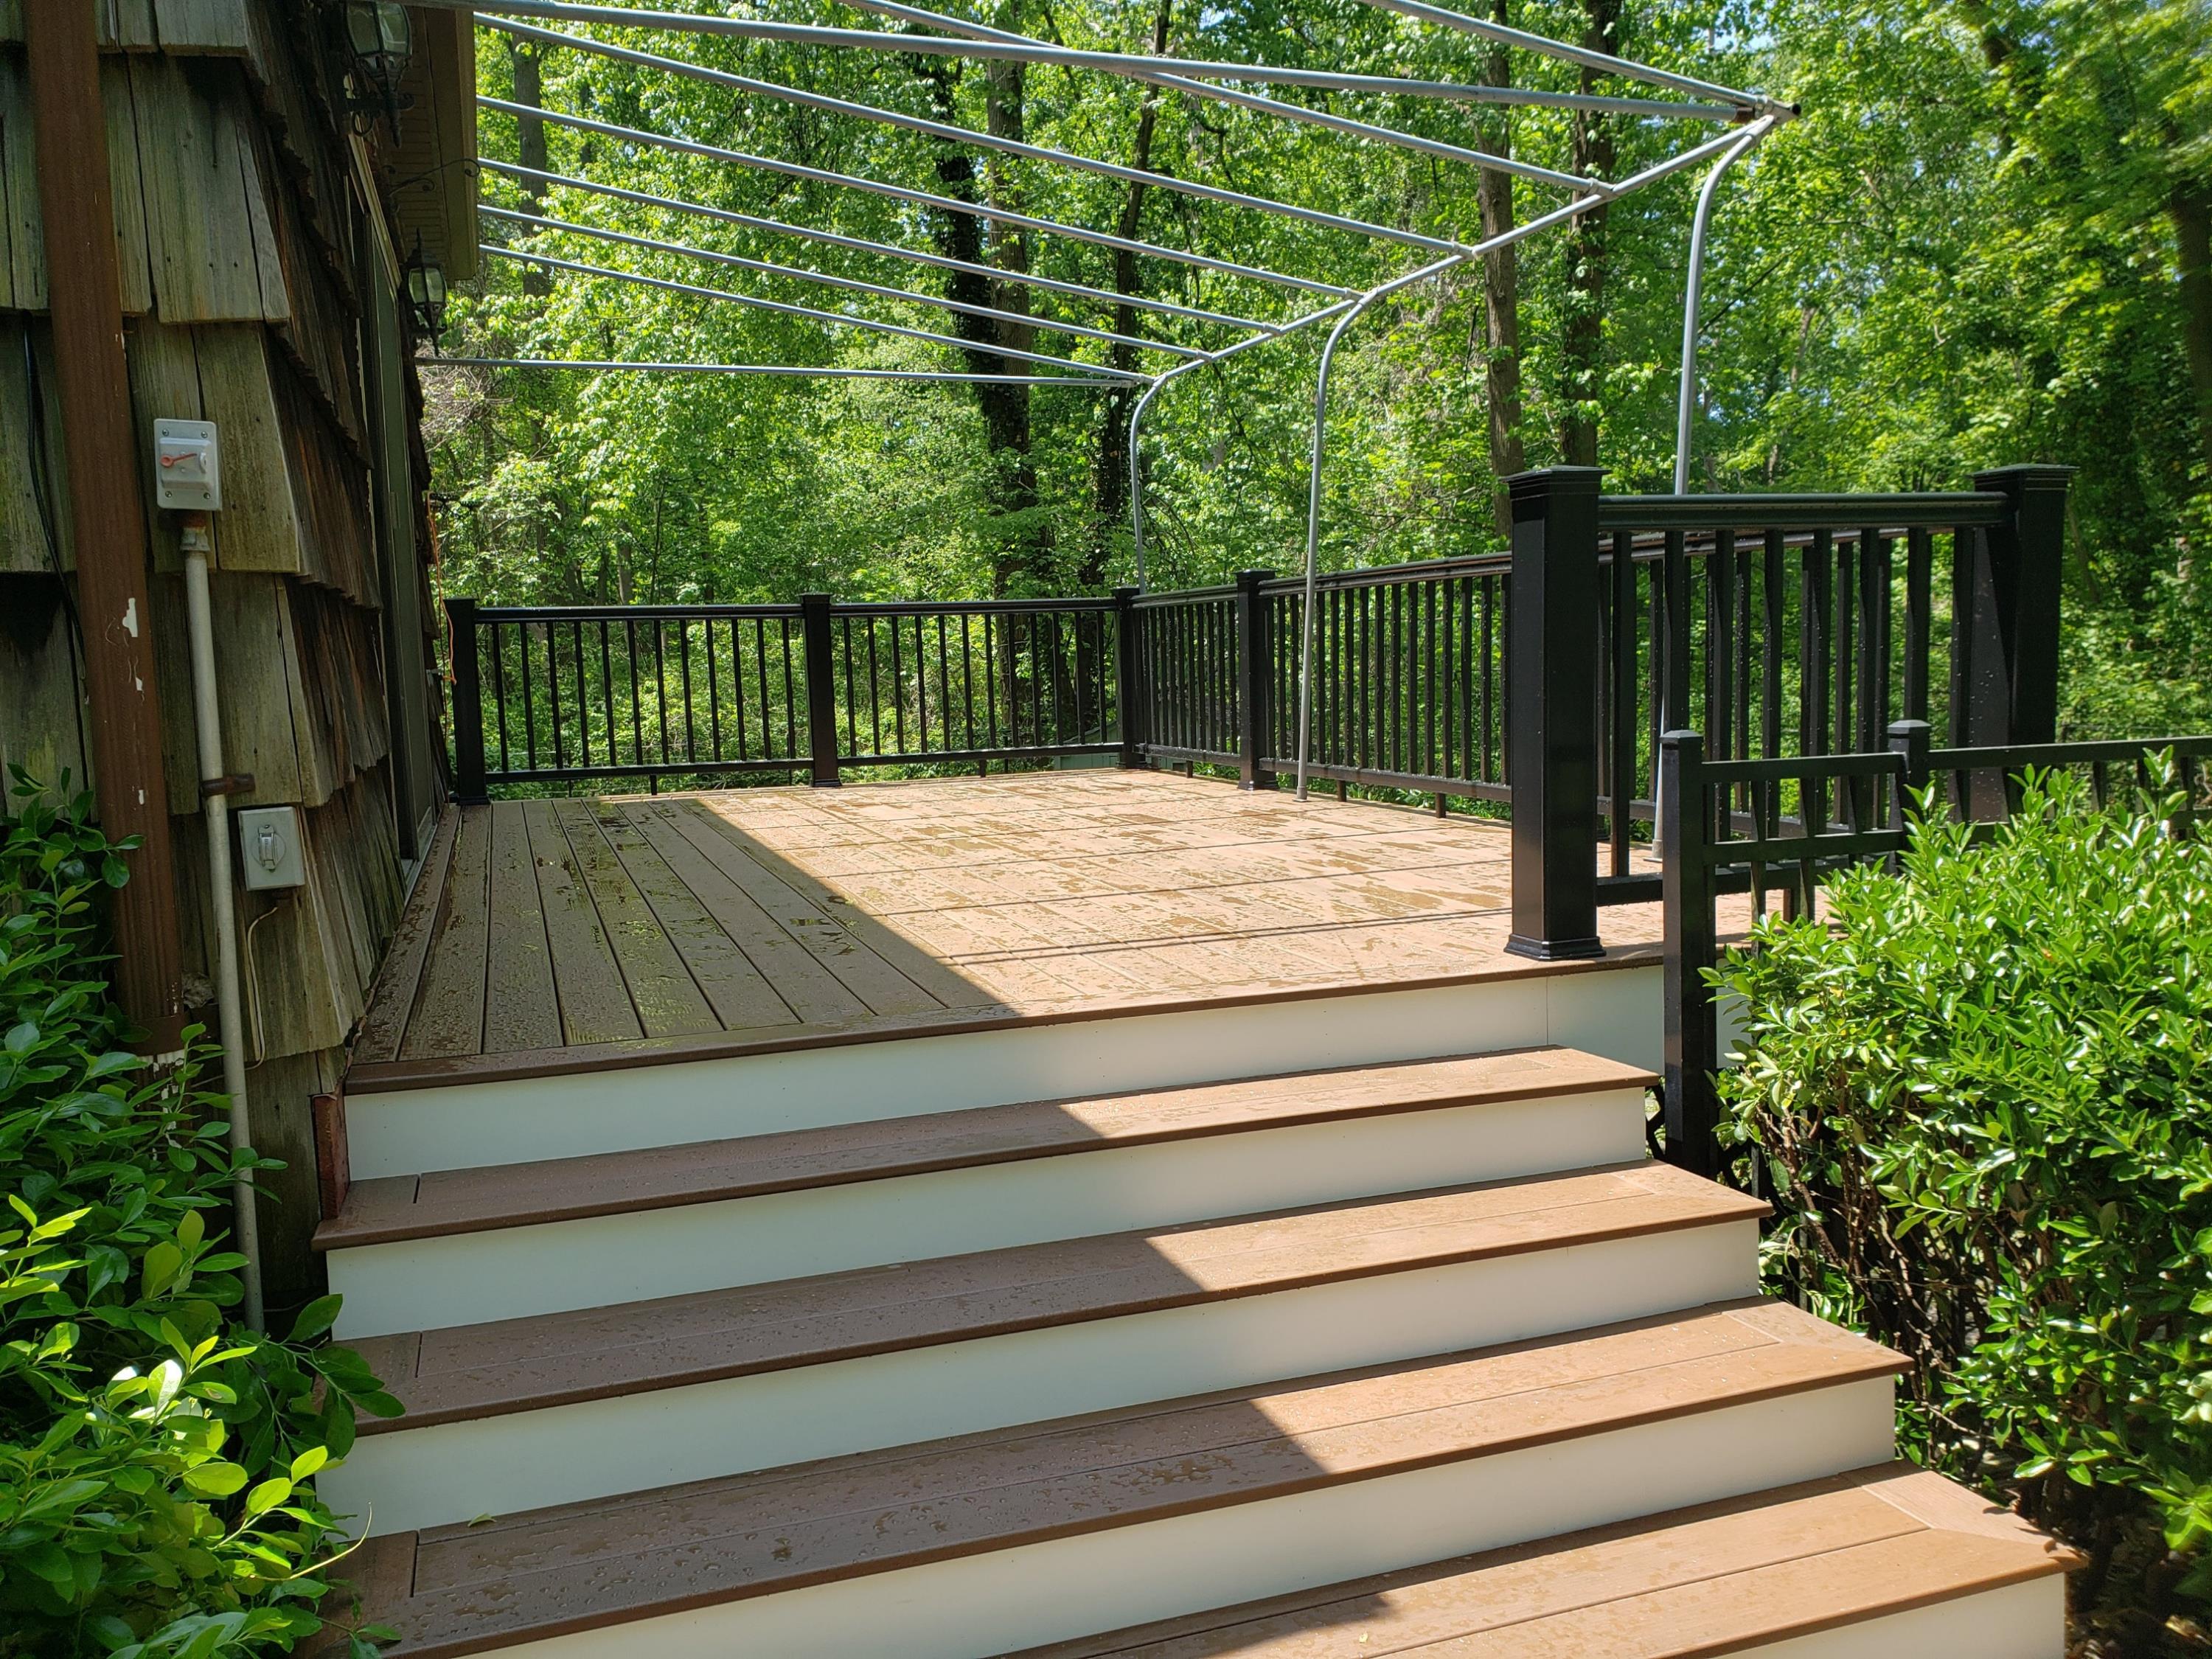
[1609,532,1635,874]
[671,613,691,765]
[961,613,978,751]
[651,618,670,766]
[544,622,564,774]
[738,619,756,765]
[624,619,644,767]
[1833,533,1855,779]
[518,622,538,772]
[598,620,615,771]
[776,616,795,761]
[799,594,838,785]
[982,613,998,752]
[485,613,510,778]
[1479,577,1495,784]
[1761,530,1784,764]
[1905,527,1933,724]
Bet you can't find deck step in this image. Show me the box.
[320,1047,1655,1336]
[321,1164,1765,1532]
[1009,1464,2078,1659]
[340,1301,1902,1659]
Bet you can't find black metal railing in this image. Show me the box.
[448,592,1124,796]
[1129,583,1241,770]
[445,467,2079,966]
[1499,465,2072,956]
[1658,723,2212,1176]
[1257,557,1513,805]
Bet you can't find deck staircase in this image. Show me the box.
[318,967,2073,1656]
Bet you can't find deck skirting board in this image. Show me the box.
[344,964,1661,1178]
[320,1221,1759,1534]
[327,1085,1647,1337]
[406,1382,1895,1659]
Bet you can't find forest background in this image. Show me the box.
[428,0,2212,739]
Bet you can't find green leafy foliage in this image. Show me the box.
[1716,769,2212,1641]
[0,772,400,1659]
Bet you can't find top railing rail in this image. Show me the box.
[1597,491,2011,532]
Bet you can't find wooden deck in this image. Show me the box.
[349,769,1662,1091]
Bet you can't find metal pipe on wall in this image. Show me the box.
[181,521,265,1330]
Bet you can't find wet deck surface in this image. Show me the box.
[349,769,1662,1089]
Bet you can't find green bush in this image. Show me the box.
[0,773,399,1658]
[1716,768,2212,1643]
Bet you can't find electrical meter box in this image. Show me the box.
[153,419,223,512]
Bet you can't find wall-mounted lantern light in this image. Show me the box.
[404,243,448,347]
[338,1,413,130]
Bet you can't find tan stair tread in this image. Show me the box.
[340,1301,1901,1657]
[316,1046,1654,1250]
[1009,1463,2079,1658]
[350,1161,1761,1433]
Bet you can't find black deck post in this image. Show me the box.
[800,593,841,787]
[1234,568,1277,790]
[446,597,488,805]
[1659,729,1719,1178]
[1506,467,1604,959]
[1885,719,1932,873]
[1113,585,1144,768]
[1954,465,2073,815]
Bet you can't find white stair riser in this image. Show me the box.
[328,1086,1649,1337]
[457,1380,1898,1659]
[1749,1576,2064,1659]
[345,965,1660,1177]
[322,1221,1758,1533]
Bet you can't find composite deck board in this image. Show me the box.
[316,1048,1657,1251]
[352,810,458,1065]
[588,804,797,1032]
[684,798,1005,1009]
[519,801,641,1046]
[616,803,874,1026]
[1012,1466,2077,1658]
[641,799,945,1018]
[397,807,493,1060]
[348,1166,1761,1433]
[341,1303,1898,1656]
[549,800,720,1040]
[349,772,1667,1086]
[480,801,562,1057]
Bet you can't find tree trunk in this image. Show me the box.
[1087,0,1175,588]
[915,56,1048,596]
[1475,0,1524,538]
[1558,0,1619,468]
[508,38,549,296]
[2171,175,2212,479]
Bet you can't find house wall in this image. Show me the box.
[0,3,462,1310]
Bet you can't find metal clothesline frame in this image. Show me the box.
[479,202,1215,359]
[417,358,1130,385]
[476,158,1277,330]
[481,242,1158,377]
[477,98,1358,296]
[814,0,1607,190]
[480,15,1477,254]
[431,0,1759,119]
[439,0,1791,799]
